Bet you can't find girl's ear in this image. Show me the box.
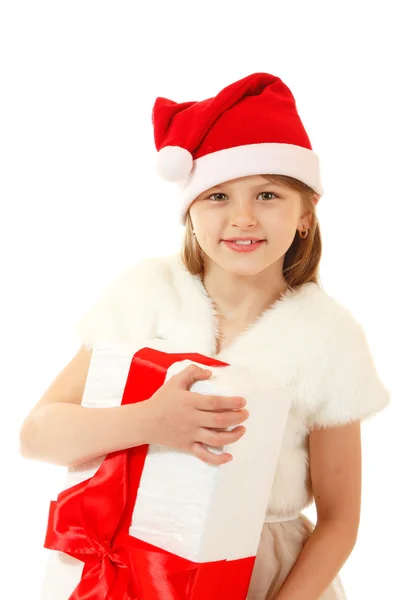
[313,194,321,205]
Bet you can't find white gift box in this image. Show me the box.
[40,343,293,599]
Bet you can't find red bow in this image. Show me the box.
[44,348,255,599]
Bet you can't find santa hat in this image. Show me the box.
[152,72,324,224]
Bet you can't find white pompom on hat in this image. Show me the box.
[156,146,194,182]
[152,73,324,225]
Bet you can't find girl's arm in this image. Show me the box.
[275,420,362,600]
[19,345,151,467]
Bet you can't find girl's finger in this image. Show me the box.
[191,441,233,466]
[196,426,246,448]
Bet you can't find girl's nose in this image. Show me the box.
[229,201,257,229]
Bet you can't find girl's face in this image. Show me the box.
[189,174,317,278]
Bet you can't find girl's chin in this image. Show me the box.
[220,259,270,277]
[204,247,271,271]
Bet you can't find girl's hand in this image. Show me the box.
[144,364,249,465]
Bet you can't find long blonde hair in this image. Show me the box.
[181,174,322,289]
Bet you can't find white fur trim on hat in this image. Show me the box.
[178,142,324,224]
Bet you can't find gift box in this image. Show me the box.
[40,344,293,599]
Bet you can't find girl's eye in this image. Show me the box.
[258,192,279,201]
[208,193,227,201]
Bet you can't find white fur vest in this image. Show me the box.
[75,253,390,517]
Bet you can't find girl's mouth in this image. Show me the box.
[222,240,266,253]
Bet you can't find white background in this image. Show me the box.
[1,1,398,598]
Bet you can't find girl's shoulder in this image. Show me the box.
[258,276,368,352]
[74,253,185,347]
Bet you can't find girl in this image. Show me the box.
[20,72,390,600]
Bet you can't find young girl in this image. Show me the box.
[20,72,390,600]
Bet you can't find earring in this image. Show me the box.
[192,230,196,237]
[299,226,309,239]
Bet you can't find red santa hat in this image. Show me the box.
[152,72,324,224]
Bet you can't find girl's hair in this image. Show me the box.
[181,174,322,289]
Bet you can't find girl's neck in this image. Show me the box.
[200,267,289,324]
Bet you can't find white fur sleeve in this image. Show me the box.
[307,316,390,429]
[74,259,158,350]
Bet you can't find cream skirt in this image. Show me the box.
[247,514,347,600]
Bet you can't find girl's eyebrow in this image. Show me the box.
[250,181,286,189]
[206,181,286,193]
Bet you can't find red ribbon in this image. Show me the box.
[44,348,256,599]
